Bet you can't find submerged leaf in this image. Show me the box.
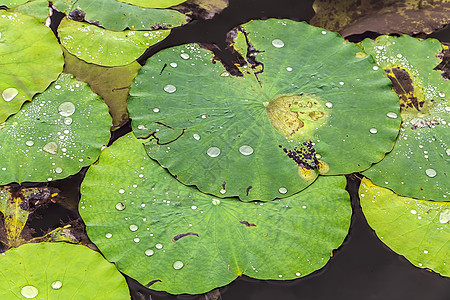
[0,74,111,185]
[52,0,186,31]
[128,19,400,200]
[59,18,170,66]
[311,0,450,37]
[62,47,141,129]
[80,133,352,294]
[360,178,449,277]
[361,35,449,201]
[0,243,130,299]
[0,10,63,122]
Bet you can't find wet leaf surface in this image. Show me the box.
[311,0,450,37]
[0,74,111,185]
[128,19,400,201]
[117,0,186,8]
[0,242,130,299]
[52,0,187,31]
[79,133,351,294]
[11,0,50,21]
[0,10,63,122]
[62,47,141,130]
[359,178,450,277]
[58,18,170,66]
[361,35,449,201]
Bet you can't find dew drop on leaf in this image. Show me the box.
[105,233,112,238]
[51,280,62,290]
[386,112,398,119]
[64,117,73,125]
[163,84,176,93]
[115,202,125,211]
[173,260,184,270]
[369,128,378,134]
[286,67,293,72]
[271,39,285,48]
[439,208,450,224]
[155,243,163,249]
[145,249,154,256]
[207,147,221,158]
[425,168,437,178]
[20,285,38,298]
[55,167,63,174]
[153,108,160,113]
[325,102,333,108]
[43,142,58,154]
[25,141,34,147]
[58,102,76,117]
[129,224,138,231]
[2,87,19,102]
[239,145,253,156]
[278,187,287,194]
[170,62,177,68]
[193,134,200,140]
[180,53,189,59]
[212,199,220,205]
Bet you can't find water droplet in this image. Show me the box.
[439,208,450,223]
[295,272,301,276]
[220,71,230,77]
[373,66,379,70]
[193,134,200,140]
[145,249,154,256]
[115,202,125,211]
[55,167,63,174]
[325,102,333,108]
[239,145,253,156]
[410,209,417,215]
[155,243,163,249]
[153,108,160,113]
[425,168,437,178]
[129,224,138,231]
[321,30,327,34]
[21,285,38,298]
[173,260,184,270]
[51,280,62,290]
[386,112,398,119]
[369,128,378,134]
[58,102,76,117]
[26,141,34,147]
[278,187,287,194]
[271,39,285,48]
[134,238,140,243]
[43,142,58,154]
[64,117,73,125]
[2,87,19,102]
[423,250,428,254]
[55,85,62,90]
[278,275,283,278]
[396,54,402,58]
[105,233,112,238]
[286,67,293,72]
[439,91,445,97]
[220,189,226,194]
[191,205,197,210]
[119,189,125,194]
[446,149,450,156]
[339,81,344,85]
[207,147,221,158]
[180,53,189,59]
[163,84,176,93]
[212,199,220,205]
[170,62,178,68]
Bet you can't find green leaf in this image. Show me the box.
[59,18,170,67]
[0,242,130,299]
[13,0,50,22]
[0,10,63,122]
[360,178,450,277]
[62,47,141,130]
[361,35,449,201]
[0,1,28,7]
[311,0,450,37]
[80,133,351,294]
[128,19,400,200]
[52,0,187,31]
[117,0,185,8]
[0,74,111,185]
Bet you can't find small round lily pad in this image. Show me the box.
[0,242,130,299]
[79,133,352,294]
[0,73,111,185]
[128,19,400,200]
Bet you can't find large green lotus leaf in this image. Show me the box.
[117,0,185,8]
[128,19,400,201]
[62,47,141,130]
[0,242,130,299]
[79,133,351,294]
[0,74,111,185]
[59,18,170,67]
[361,35,449,201]
[13,0,50,22]
[360,178,450,277]
[0,10,63,123]
[0,1,28,6]
[311,0,450,37]
[52,0,186,31]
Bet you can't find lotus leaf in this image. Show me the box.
[0,0,49,21]
[0,10,63,122]
[52,0,186,31]
[128,19,400,200]
[62,47,141,130]
[117,0,186,8]
[0,242,130,299]
[59,18,170,67]
[79,133,352,294]
[361,35,449,201]
[0,74,111,185]
[360,178,450,277]
[311,0,450,38]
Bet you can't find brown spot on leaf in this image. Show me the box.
[239,221,256,227]
[434,48,450,80]
[172,232,199,242]
[385,67,424,111]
